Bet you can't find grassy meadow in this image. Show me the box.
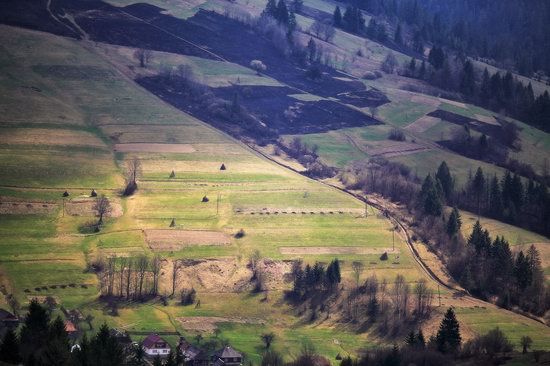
[2,7,550,364]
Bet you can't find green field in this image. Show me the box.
[2,12,550,364]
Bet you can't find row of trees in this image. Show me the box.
[0,299,189,366]
[447,165,550,237]
[451,221,548,316]
[344,274,434,334]
[289,259,342,300]
[405,50,550,132]
[415,167,550,315]
[337,0,550,80]
[96,255,166,300]
[0,299,128,365]
[341,159,550,316]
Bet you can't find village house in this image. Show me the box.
[110,328,133,350]
[212,346,243,366]
[0,309,19,337]
[142,333,171,357]
[64,320,79,341]
[178,337,209,366]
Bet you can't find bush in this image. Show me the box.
[388,128,406,141]
[235,229,246,238]
[180,288,196,306]
[123,181,137,196]
[364,71,378,80]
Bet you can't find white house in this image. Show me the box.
[142,333,171,357]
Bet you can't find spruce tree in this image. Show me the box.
[514,251,532,290]
[436,307,461,353]
[333,6,342,27]
[472,167,486,214]
[405,331,416,346]
[263,0,277,17]
[419,175,443,216]
[19,299,50,362]
[394,23,403,44]
[489,175,503,219]
[436,161,454,202]
[0,328,21,364]
[446,207,461,237]
[417,330,426,347]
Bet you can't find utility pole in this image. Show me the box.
[392,227,395,251]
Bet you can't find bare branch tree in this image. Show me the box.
[92,194,112,226]
[351,261,364,288]
[171,259,183,297]
[136,255,149,299]
[151,255,162,296]
[124,157,142,196]
[413,278,433,318]
[134,48,152,68]
[125,257,133,299]
[118,257,127,298]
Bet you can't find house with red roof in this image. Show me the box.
[142,333,171,358]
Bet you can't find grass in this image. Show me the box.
[2,20,550,360]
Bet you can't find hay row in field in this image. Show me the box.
[0,200,57,214]
[114,143,196,153]
[367,142,432,158]
[279,247,400,255]
[234,209,363,216]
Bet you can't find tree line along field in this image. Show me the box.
[2,8,550,366]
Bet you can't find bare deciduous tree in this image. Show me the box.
[134,48,152,68]
[118,257,127,298]
[106,255,117,297]
[125,257,133,299]
[393,274,409,320]
[171,259,183,297]
[151,255,161,296]
[413,278,433,317]
[136,255,149,299]
[124,157,142,196]
[351,261,364,288]
[92,194,112,225]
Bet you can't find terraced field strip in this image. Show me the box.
[279,246,398,255]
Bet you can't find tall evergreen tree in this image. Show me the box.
[19,299,50,362]
[446,207,461,237]
[460,60,476,98]
[514,251,532,290]
[333,6,342,27]
[0,328,21,365]
[489,175,503,219]
[436,307,461,353]
[436,161,454,202]
[419,174,443,216]
[472,167,486,214]
[263,0,277,17]
[394,23,403,44]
